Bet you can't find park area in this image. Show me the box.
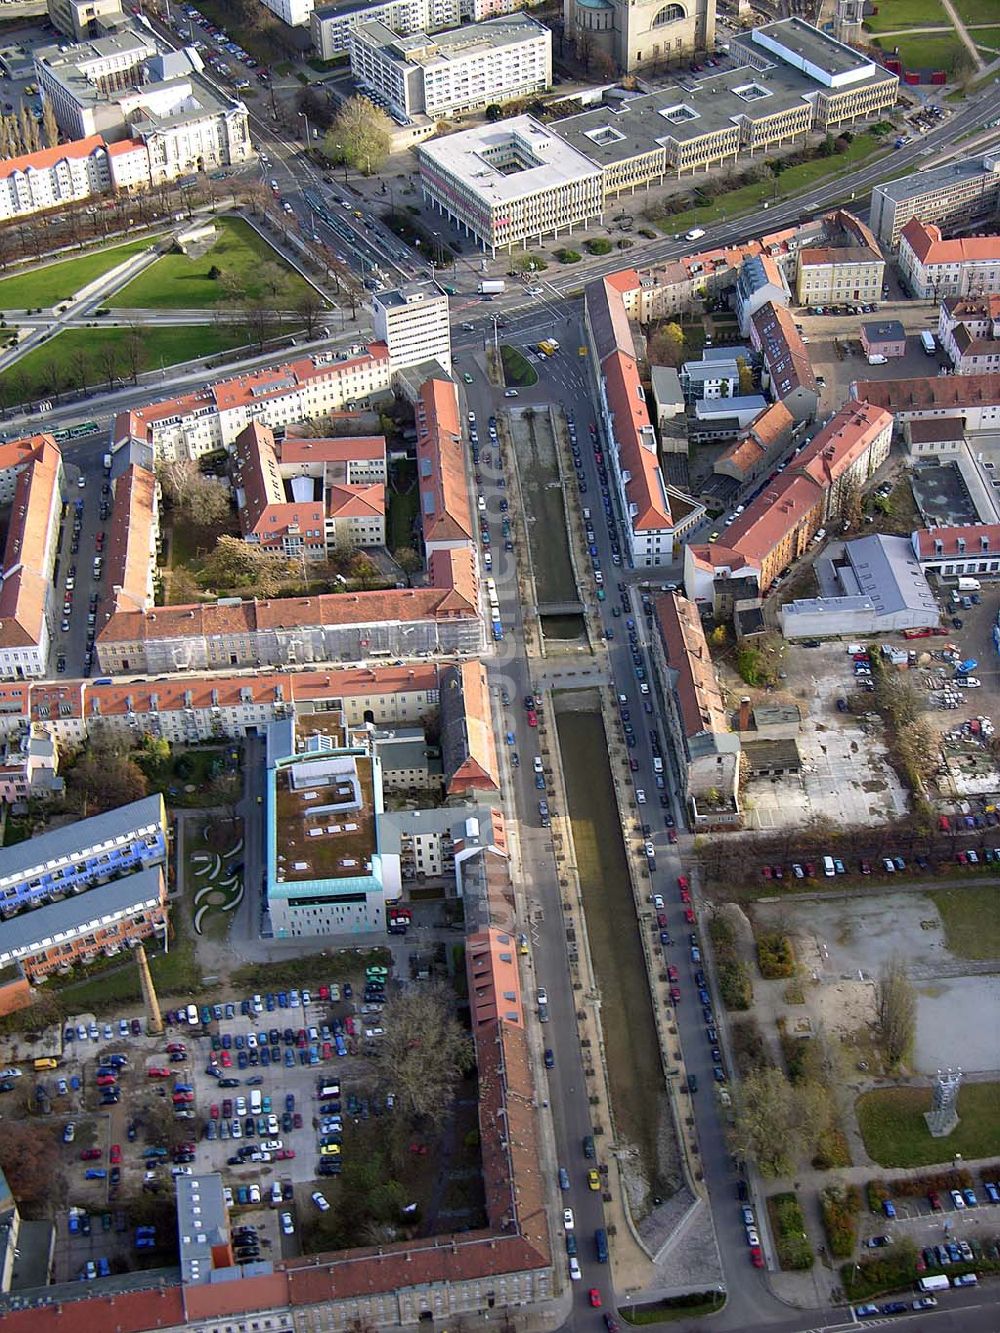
[2,325,247,406]
[0,237,157,309]
[856,1082,1000,1167]
[184,816,245,940]
[110,217,312,310]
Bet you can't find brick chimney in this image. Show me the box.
[739,697,751,731]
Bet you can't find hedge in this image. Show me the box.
[820,1184,861,1258]
[767,1192,814,1271]
[757,931,795,979]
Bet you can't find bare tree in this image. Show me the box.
[124,325,146,385]
[295,289,326,339]
[876,955,916,1068]
[97,339,120,389]
[377,983,474,1126]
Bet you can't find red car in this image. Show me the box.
[667,829,678,844]
[318,985,330,1000]
[80,1148,102,1160]
[656,912,668,928]
[588,1289,602,1309]
[96,1074,117,1087]
[677,875,689,892]
[669,986,681,1002]
[526,710,538,727]
[762,865,773,880]
[667,965,679,982]
[749,1245,764,1268]
[210,1104,220,1120]
[685,908,696,925]
[322,1041,332,1060]
[172,1092,194,1104]
[276,1148,296,1160]
[109,1144,121,1164]
[928,1190,942,1212]
[166,1042,186,1055]
[220,1050,232,1067]
[679,887,691,903]
[147,1066,171,1079]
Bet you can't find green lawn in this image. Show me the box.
[873,32,968,69]
[931,885,1000,959]
[954,0,1000,24]
[862,0,949,32]
[2,325,247,405]
[652,134,883,236]
[856,1082,1000,1167]
[111,217,311,310]
[387,459,418,553]
[0,237,157,310]
[500,344,539,387]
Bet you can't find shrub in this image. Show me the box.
[867,1179,891,1212]
[767,1192,814,1270]
[729,1016,773,1079]
[718,962,753,1010]
[813,1127,853,1170]
[555,248,582,264]
[821,1184,860,1258]
[842,1242,919,1301]
[758,931,795,979]
[585,238,612,255]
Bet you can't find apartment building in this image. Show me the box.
[419,115,603,255]
[114,344,392,461]
[48,0,123,40]
[350,14,550,122]
[649,592,740,825]
[711,400,797,494]
[585,275,703,567]
[898,218,1000,300]
[749,301,818,423]
[796,209,883,304]
[439,660,499,796]
[371,282,451,373]
[0,790,165,906]
[938,295,1000,375]
[0,135,112,222]
[870,154,1000,248]
[0,723,60,805]
[0,435,65,681]
[680,348,748,403]
[0,865,167,983]
[685,400,892,596]
[105,464,159,616]
[232,424,386,559]
[912,523,1000,578]
[312,0,460,60]
[735,255,789,336]
[35,34,251,172]
[852,372,1000,432]
[415,376,475,555]
[3,665,444,749]
[95,549,480,674]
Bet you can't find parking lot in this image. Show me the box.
[11,971,396,1282]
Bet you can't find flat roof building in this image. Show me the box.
[371,281,451,374]
[870,154,1000,248]
[176,1174,234,1286]
[349,14,550,123]
[311,0,461,61]
[419,115,604,255]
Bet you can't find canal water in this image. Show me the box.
[555,701,682,1209]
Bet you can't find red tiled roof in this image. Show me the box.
[0,133,107,180]
[416,377,473,546]
[798,400,892,491]
[716,401,794,478]
[913,523,1000,559]
[654,592,728,740]
[901,216,1000,265]
[0,1286,186,1333]
[279,435,386,463]
[106,464,157,614]
[442,659,499,794]
[0,436,61,650]
[722,472,823,564]
[852,372,1000,412]
[603,349,671,533]
[326,481,383,519]
[467,927,524,1026]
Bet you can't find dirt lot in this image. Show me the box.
[753,891,1000,1075]
[718,641,909,831]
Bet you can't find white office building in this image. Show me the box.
[349,14,550,122]
[419,115,603,255]
[371,281,451,373]
[311,0,460,59]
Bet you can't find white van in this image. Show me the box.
[822,855,835,877]
[582,507,591,521]
[653,757,664,774]
[250,1089,262,1115]
[186,1003,198,1024]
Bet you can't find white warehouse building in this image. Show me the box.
[418,115,603,255]
[349,14,551,122]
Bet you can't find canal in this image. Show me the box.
[555,699,682,1212]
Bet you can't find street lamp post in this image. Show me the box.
[298,110,311,146]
